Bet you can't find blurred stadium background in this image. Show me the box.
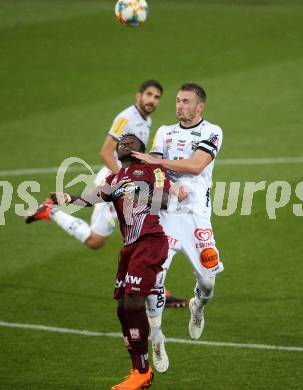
[1,0,303,389]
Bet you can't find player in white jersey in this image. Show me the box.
[47,80,163,249]
[133,83,224,367]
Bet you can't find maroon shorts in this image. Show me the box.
[114,233,168,299]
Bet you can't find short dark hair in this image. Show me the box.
[118,133,146,153]
[138,80,163,95]
[179,83,206,102]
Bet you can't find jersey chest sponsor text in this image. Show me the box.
[164,132,201,159]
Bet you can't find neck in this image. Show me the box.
[180,116,202,128]
[121,157,139,169]
[135,104,148,120]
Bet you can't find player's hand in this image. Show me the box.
[49,192,71,205]
[171,183,189,201]
[131,151,160,164]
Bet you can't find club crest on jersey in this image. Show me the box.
[208,133,219,146]
[133,169,144,177]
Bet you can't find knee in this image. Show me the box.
[196,277,215,300]
[85,233,107,250]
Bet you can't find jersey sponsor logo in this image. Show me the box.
[166,130,180,135]
[199,248,219,269]
[130,328,141,340]
[115,273,143,288]
[194,228,213,241]
[115,279,125,288]
[153,168,165,188]
[166,138,172,149]
[125,273,142,285]
[191,131,201,136]
[195,241,215,249]
[167,235,178,246]
[130,286,141,292]
[111,117,129,137]
[177,140,186,149]
[133,169,144,177]
[112,181,139,199]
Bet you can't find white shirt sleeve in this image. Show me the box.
[108,114,130,141]
[149,126,165,155]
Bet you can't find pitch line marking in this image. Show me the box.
[1,156,303,177]
[0,320,302,353]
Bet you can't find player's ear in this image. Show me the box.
[197,101,205,115]
[135,92,142,103]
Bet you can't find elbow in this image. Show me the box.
[190,166,203,175]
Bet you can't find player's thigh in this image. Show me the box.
[114,245,132,300]
[126,235,168,296]
[160,211,183,254]
[181,215,223,278]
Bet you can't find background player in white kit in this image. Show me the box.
[133,83,224,359]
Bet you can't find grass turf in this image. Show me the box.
[1,1,303,389]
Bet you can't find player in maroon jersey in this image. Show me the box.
[26,134,170,390]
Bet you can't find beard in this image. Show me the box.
[139,102,155,115]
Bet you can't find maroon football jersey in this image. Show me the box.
[106,163,170,245]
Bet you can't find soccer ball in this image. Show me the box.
[115,0,149,27]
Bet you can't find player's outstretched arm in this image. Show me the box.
[100,135,120,174]
[49,190,104,208]
[132,149,213,175]
[49,179,133,208]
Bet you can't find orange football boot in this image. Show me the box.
[111,367,153,390]
[25,199,54,224]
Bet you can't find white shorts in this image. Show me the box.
[90,166,117,237]
[160,211,224,278]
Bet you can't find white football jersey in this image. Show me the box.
[108,105,151,146]
[95,105,152,186]
[150,119,223,216]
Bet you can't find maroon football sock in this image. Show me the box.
[117,306,136,368]
[124,306,150,374]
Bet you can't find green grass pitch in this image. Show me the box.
[1,1,303,389]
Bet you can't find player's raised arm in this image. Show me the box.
[99,135,120,174]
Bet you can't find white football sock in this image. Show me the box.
[50,209,91,243]
[148,315,164,343]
